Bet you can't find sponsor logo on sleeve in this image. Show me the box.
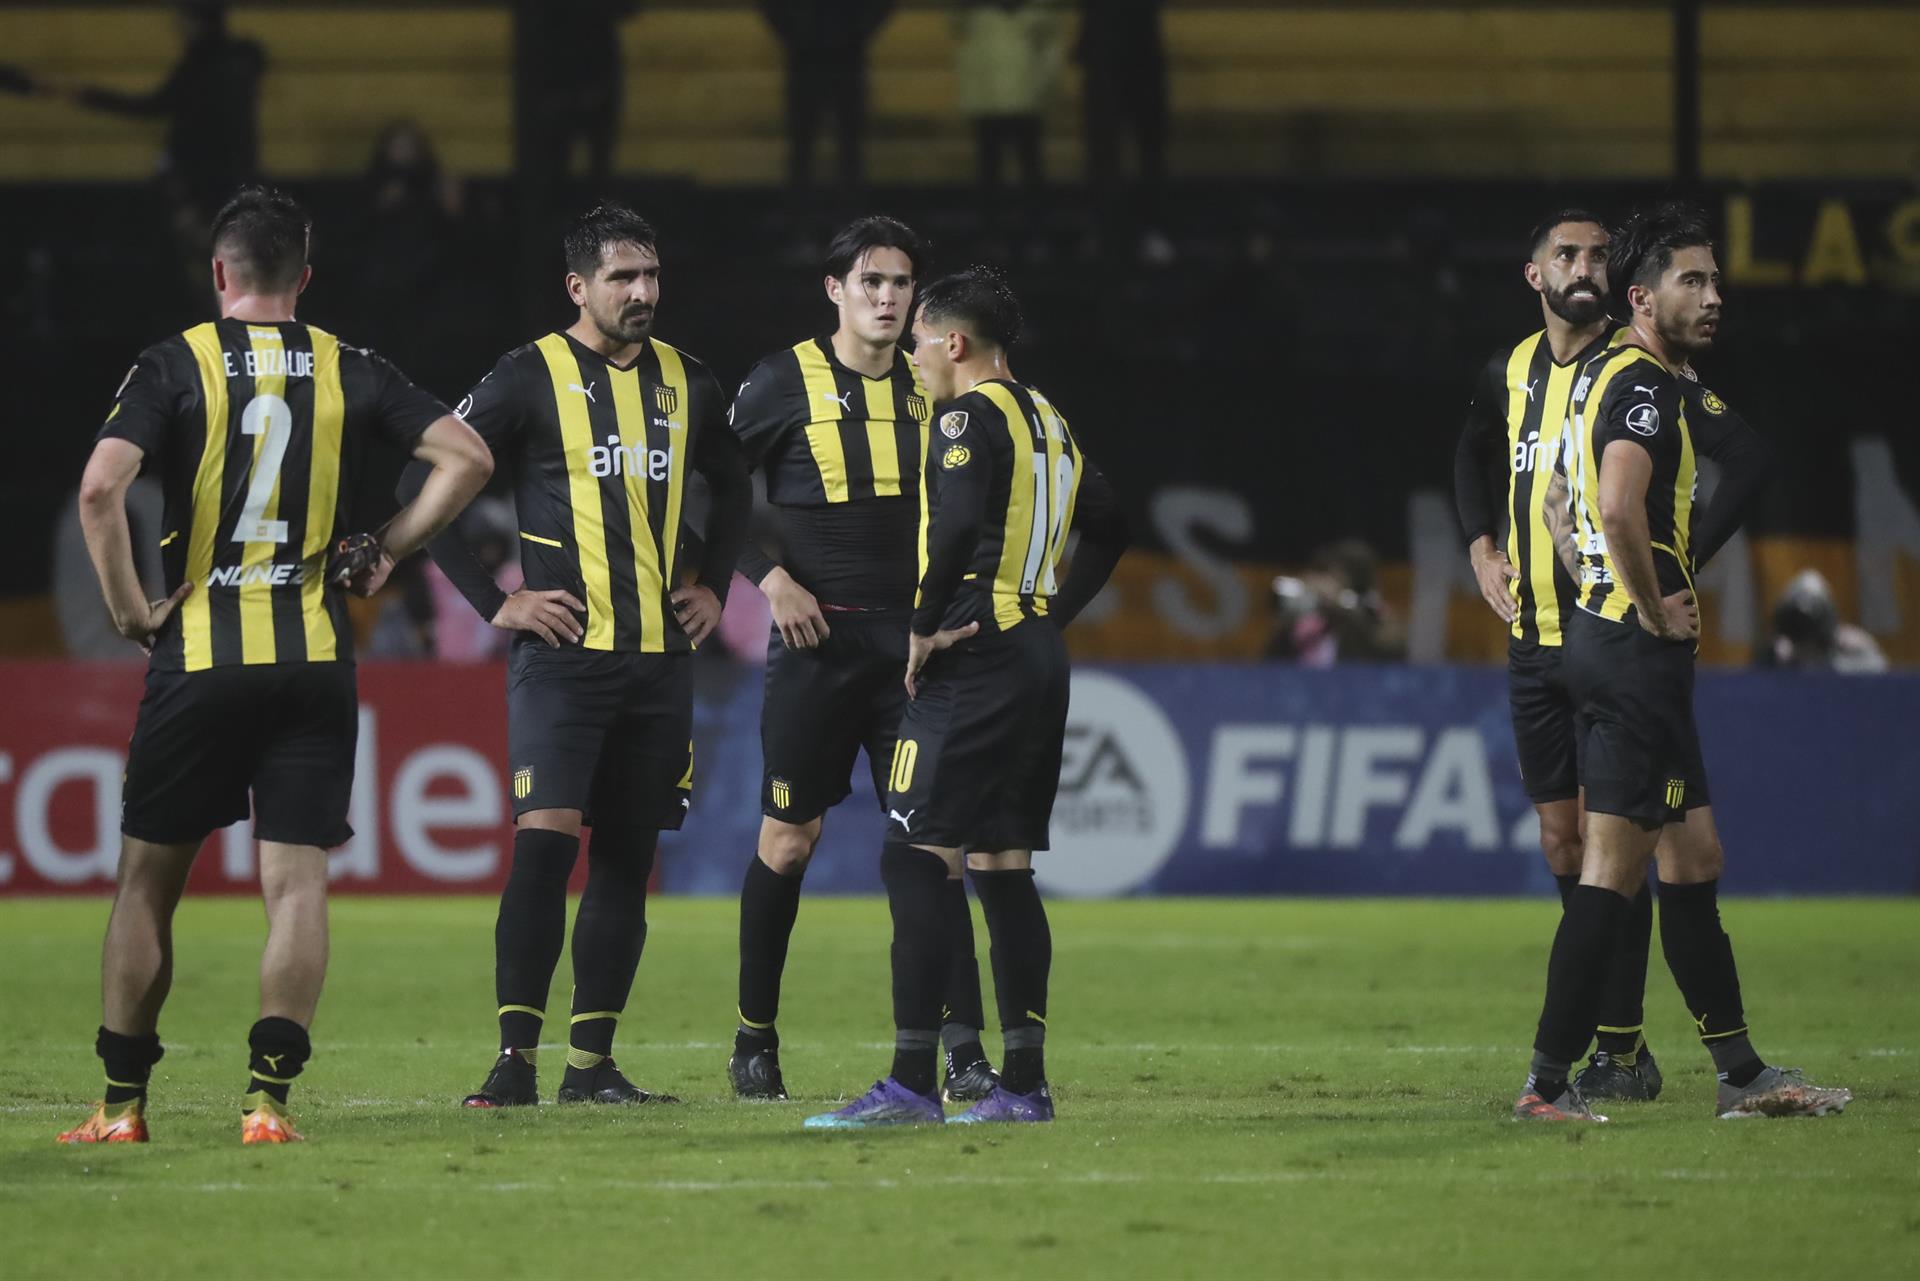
[1626,403,1660,436]
[941,444,971,469]
[940,410,969,439]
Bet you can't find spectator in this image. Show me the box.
[954,0,1067,244]
[52,3,264,226]
[1758,569,1888,674]
[759,0,896,200]
[1076,0,1171,262]
[519,1,640,189]
[1265,540,1406,666]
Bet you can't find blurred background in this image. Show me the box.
[1,1,1916,899]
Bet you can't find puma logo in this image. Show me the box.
[888,808,915,830]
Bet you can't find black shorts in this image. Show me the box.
[760,611,909,823]
[506,639,693,831]
[1562,608,1710,828]
[884,621,1069,852]
[1508,637,1580,805]
[122,662,357,848]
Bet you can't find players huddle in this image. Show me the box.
[60,186,1847,1146]
[60,188,1126,1143]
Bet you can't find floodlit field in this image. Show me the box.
[2,896,1915,1279]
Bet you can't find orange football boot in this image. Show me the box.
[58,1101,149,1144]
[240,1092,305,1144]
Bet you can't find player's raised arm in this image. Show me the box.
[1053,455,1129,628]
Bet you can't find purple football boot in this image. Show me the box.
[948,1083,1054,1124]
[803,1078,945,1130]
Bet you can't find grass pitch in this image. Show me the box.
[1,895,1916,1279]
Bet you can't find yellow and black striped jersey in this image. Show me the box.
[1562,344,1697,624]
[728,336,933,609]
[97,318,448,672]
[913,380,1121,637]
[1457,326,1620,646]
[445,331,748,653]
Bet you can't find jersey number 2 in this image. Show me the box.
[233,393,293,544]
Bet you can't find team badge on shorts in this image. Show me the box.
[942,444,971,469]
[513,767,533,801]
[1665,778,1686,809]
[940,411,968,439]
[770,777,792,810]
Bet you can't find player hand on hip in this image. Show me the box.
[905,621,979,700]
[1468,536,1519,623]
[492,588,585,647]
[672,583,724,647]
[121,581,194,653]
[1640,588,1700,643]
[760,566,830,650]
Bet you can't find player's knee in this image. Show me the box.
[759,824,818,875]
[1539,827,1583,877]
[258,845,328,907]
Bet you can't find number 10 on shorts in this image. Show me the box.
[889,739,918,794]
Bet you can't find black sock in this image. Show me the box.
[1554,873,1580,908]
[97,1027,163,1108]
[567,828,656,1071]
[940,876,988,1059]
[736,855,804,1047]
[882,844,950,1096]
[1595,881,1655,1059]
[1533,885,1633,1075]
[971,867,1052,1094]
[245,1016,311,1107]
[494,827,579,1052]
[1658,878,1763,1085]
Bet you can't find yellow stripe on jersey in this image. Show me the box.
[607,364,663,643]
[794,342,850,502]
[653,340,692,599]
[913,367,931,603]
[1500,339,1540,640]
[537,334,615,650]
[861,375,902,497]
[179,323,230,672]
[237,326,289,664]
[977,382,1051,630]
[1031,387,1077,608]
[299,329,345,661]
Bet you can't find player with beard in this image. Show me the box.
[1513,202,1849,1121]
[405,204,751,1107]
[1457,210,1773,1103]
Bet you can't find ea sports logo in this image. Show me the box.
[1038,672,1188,897]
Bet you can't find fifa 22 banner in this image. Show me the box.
[1,663,1915,897]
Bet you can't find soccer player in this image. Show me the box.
[60,186,494,1144]
[413,204,752,1107]
[725,217,999,1103]
[1457,210,1771,1102]
[805,268,1129,1129]
[1514,202,1850,1122]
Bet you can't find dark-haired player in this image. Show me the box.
[60,186,494,1145]
[724,217,998,1103]
[1514,203,1849,1122]
[806,269,1129,1128]
[411,204,752,1107]
[1458,210,1773,1103]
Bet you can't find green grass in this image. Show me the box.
[2,896,1916,1279]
